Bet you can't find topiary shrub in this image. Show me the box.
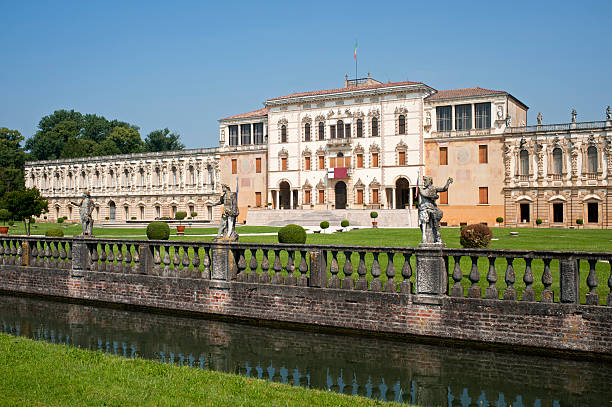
[57,217,65,224]
[496,217,504,223]
[8,221,15,227]
[341,220,349,227]
[576,218,583,225]
[535,218,543,226]
[191,212,197,218]
[320,221,329,230]
[460,223,493,248]
[0,209,10,225]
[370,211,378,219]
[29,217,36,224]
[278,224,307,244]
[131,216,137,220]
[147,221,170,240]
[45,227,64,237]
[175,211,187,221]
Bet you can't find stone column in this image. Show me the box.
[289,189,293,209]
[392,188,396,209]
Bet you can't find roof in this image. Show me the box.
[267,80,424,101]
[425,87,507,101]
[220,107,268,121]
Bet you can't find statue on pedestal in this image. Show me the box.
[70,191,94,236]
[606,106,611,120]
[571,109,577,123]
[537,112,543,125]
[213,184,239,241]
[418,176,452,246]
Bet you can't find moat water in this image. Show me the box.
[1,293,610,406]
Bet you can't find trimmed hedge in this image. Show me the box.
[57,217,65,224]
[341,220,349,227]
[320,221,329,229]
[496,217,504,223]
[370,211,378,219]
[146,221,170,240]
[460,223,493,248]
[175,211,187,221]
[45,228,64,237]
[278,224,307,244]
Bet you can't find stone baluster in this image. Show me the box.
[125,245,133,273]
[172,246,181,277]
[59,242,68,269]
[541,258,553,302]
[585,259,599,305]
[298,250,308,286]
[182,246,191,278]
[503,257,516,300]
[51,242,60,269]
[89,244,98,271]
[342,251,354,290]
[485,257,498,299]
[522,258,535,301]
[4,240,11,265]
[153,246,162,275]
[99,244,107,272]
[191,246,201,278]
[260,249,270,284]
[384,252,397,293]
[248,249,259,283]
[370,252,382,292]
[355,251,368,290]
[9,239,17,265]
[400,253,412,294]
[67,242,72,268]
[107,244,115,273]
[163,245,171,277]
[271,249,283,284]
[285,251,297,286]
[607,259,612,306]
[0,240,5,265]
[450,255,463,297]
[328,250,340,288]
[132,244,139,274]
[468,256,480,298]
[16,240,23,266]
[116,244,124,273]
[202,247,211,279]
[30,243,38,267]
[236,249,247,282]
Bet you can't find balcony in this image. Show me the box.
[327,138,352,148]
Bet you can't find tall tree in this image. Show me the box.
[144,128,185,152]
[108,126,143,154]
[2,188,48,235]
[0,128,26,198]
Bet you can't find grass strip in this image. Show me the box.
[0,333,404,407]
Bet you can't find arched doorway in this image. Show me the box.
[396,177,410,209]
[279,181,290,209]
[109,201,116,221]
[335,181,347,209]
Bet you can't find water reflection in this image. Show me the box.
[0,294,610,406]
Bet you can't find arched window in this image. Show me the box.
[140,169,145,186]
[371,117,378,137]
[109,170,114,187]
[552,148,563,174]
[587,146,598,173]
[155,168,161,186]
[95,171,100,187]
[398,115,406,134]
[124,169,129,187]
[519,150,529,175]
[208,166,214,185]
[337,120,344,138]
[304,123,311,141]
[189,166,195,184]
[318,122,325,140]
[357,119,363,137]
[81,171,87,188]
[172,167,177,185]
[67,173,73,189]
[281,125,287,143]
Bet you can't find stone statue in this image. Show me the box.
[571,109,577,123]
[505,114,511,127]
[213,184,239,241]
[606,106,611,120]
[70,191,94,236]
[537,112,543,125]
[425,111,431,127]
[418,176,453,246]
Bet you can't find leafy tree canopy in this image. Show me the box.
[144,128,185,152]
[0,128,26,198]
[2,187,48,235]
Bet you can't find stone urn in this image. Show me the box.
[176,225,185,235]
[0,226,8,235]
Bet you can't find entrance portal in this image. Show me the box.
[335,181,347,209]
[553,203,563,223]
[109,201,116,222]
[279,182,290,209]
[520,203,530,223]
[395,178,410,209]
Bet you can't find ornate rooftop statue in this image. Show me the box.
[71,191,94,236]
[606,106,611,120]
[418,176,453,246]
[571,109,577,123]
[537,112,543,125]
[214,184,239,241]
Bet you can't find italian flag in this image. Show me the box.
[354,41,357,60]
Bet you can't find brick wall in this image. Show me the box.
[1,264,610,355]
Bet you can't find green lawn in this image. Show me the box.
[0,333,402,407]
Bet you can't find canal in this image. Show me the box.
[0,293,610,406]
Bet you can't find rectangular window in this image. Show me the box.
[304,190,311,204]
[330,125,336,139]
[189,205,195,214]
[439,147,448,165]
[240,124,251,145]
[398,151,406,166]
[357,153,363,168]
[318,156,325,170]
[356,189,363,204]
[318,190,325,204]
[255,192,262,207]
[357,120,363,137]
[281,157,287,171]
[255,157,262,173]
[304,156,311,171]
[455,104,472,131]
[253,123,264,144]
[479,145,488,164]
[479,187,488,204]
[372,153,379,168]
[329,157,336,168]
[436,106,452,131]
[231,159,237,174]
[372,189,379,204]
[345,123,351,138]
[475,103,491,129]
[229,125,239,146]
[439,190,448,205]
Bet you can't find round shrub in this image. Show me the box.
[131,216,137,220]
[576,218,583,225]
[175,211,187,221]
[341,220,349,227]
[8,221,15,226]
[535,218,543,225]
[320,221,329,229]
[191,212,197,218]
[45,227,64,237]
[0,209,10,225]
[370,211,378,219]
[496,217,504,223]
[147,221,170,240]
[460,224,493,248]
[278,224,307,244]
[29,217,36,224]
[57,217,65,224]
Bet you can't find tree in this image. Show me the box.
[144,128,185,152]
[0,209,10,225]
[3,188,48,235]
[0,128,26,198]
[108,126,143,154]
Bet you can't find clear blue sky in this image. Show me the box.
[2,0,611,149]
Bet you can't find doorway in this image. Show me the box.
[109,201,116,222]
[587,202,599,223]
[553,203,563,223]
[335,181,347,209]
[395,178,410,209]
[520,203,530,223]
[279,181,290,209]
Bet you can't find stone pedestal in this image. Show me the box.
[211,236,238,281]
[559,258,579,303]
[415,243,447,295]
[71,236,90,276]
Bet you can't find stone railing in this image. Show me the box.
[2,237,611,306]
[506,120,610,134]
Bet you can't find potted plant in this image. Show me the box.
[175,211,187,234]
[535,218,543,227]
[320,221,329,233]
[0,209,10,235]
[370,211,378,228]
[576,218,583,229]
[496,216,504,226]
[339,219,349,232]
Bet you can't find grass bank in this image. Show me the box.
[0,333,402,406]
